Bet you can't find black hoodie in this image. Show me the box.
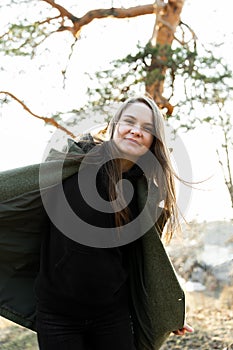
[34,160,142,318]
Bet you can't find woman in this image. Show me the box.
[0,95,193,349]
[34,95,193,350]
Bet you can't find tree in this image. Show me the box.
[1,0,186,113]
[0,0,233,212]
[202,91,233,210]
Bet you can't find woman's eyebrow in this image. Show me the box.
[122,114,136,119]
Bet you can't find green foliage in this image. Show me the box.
[85,41,233,125]
[117,43,198,88]
[0,22,52,57]
[84,62,145,120]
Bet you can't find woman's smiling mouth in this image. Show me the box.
[124,138,141,146]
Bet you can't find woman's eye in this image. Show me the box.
[124,119,134,125]
[120,120,154,134]
[143,127,154,133]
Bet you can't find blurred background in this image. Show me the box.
[0,1,232,348]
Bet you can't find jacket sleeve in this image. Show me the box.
[0,139,84,330]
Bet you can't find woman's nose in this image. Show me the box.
[130,125,142,136]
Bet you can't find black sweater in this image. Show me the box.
[34,162,141,318]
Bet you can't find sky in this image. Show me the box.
[0,0,233,222]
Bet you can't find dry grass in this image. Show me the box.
[161,289,233,350]
[0,320,38,350]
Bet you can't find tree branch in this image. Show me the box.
[0,91,76,139]
[42,0,78,22]
[42,1,157,37]
[37,15,61,26]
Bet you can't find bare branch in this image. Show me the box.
[0,91,76,139]
[42,0,78,22]
[42,1,157,37]
[37,15,61,26]
[62,37,78,88]
[179,21,198,41]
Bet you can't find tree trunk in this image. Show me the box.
[146,0,185,114]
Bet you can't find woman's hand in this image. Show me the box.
[173,323,194,336]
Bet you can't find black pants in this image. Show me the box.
[36,305,136,350]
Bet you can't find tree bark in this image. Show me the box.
[146,0,185,114]
[42,1,157,37]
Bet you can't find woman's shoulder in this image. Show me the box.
[67,133,97,154]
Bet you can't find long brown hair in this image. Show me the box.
[102,95,180,241]
[70,95,180,241]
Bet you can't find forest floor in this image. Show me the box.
[160,290,233,349]
[0,290,232,350]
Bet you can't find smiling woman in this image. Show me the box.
[112,102,154,165]
[35,95,193,350]
[0,95,193,350]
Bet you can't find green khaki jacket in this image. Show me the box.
[0,139,185,350]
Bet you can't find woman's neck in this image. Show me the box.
[120,159,135,172]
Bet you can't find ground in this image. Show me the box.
[0,290,232,349]
[0,220,232,349]
[160,291,233,349]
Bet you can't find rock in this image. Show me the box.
[210,259,233,285]
[167,221,233,291]
[184,281,206,292]
[219,285,233,309]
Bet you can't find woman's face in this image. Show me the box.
[112,102,154,161]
